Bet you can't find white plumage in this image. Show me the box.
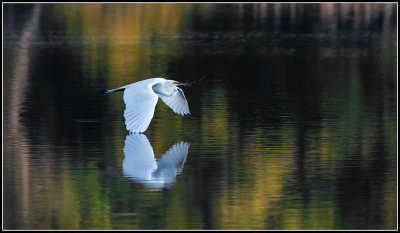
[102,78,190,133]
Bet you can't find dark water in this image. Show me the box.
[3,3,397,230]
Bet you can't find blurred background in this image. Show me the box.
[3,3,397,230]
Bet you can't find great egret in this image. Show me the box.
[100,78,190,134]
[122,133,190,189]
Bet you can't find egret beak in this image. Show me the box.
[175,82,191,86]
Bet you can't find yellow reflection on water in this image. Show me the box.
[55,3,194,84]
[212,125,297,229]
[201,85,230,149]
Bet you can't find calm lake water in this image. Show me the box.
[3,3,397,230]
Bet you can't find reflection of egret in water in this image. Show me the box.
[122,134,190,189]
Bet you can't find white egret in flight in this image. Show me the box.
[100,78,190,134]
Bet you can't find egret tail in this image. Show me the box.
[98,87,125,94]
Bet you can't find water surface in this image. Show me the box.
[3,3,397,230]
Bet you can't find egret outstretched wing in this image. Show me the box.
[154,86,190,116]
[123,83,159,133]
